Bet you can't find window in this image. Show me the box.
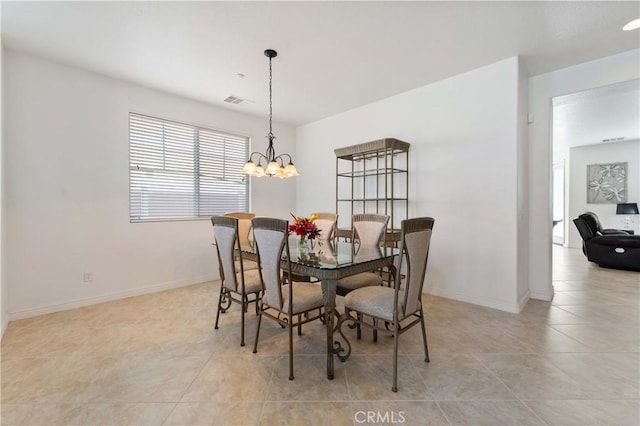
[129,113,249,222]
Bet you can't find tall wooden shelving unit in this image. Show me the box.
[334,138,410,243]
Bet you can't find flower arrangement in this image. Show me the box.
[288,213,321,243]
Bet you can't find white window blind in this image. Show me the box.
[129,113,249,222]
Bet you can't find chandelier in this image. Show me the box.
[241,49,299,179]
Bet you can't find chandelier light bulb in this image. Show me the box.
[266,161,280,175]
[241,160,256,175]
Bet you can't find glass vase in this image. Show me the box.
[298,236,310,255]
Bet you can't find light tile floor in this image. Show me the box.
[1,246,638,425]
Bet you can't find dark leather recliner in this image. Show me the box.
[573,212,640,272]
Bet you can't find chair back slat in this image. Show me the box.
[224,212,256,249]
[353,214,389,247]
[211,216,240,291]
[396,217,435,316]
[313,212,338,240]
[252,218,288,310]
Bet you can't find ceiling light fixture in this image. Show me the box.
[241,49,299,179]
[622,18,640,31]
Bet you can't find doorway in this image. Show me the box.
[552,161,565,245]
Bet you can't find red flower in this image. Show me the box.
[288,213,322,239]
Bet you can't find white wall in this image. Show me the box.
[1,40,7,337]
[528,49,640,300]
[296,57,524,313]
[4,50,296,320]
[567,140,640,247]
[517,58,530,307]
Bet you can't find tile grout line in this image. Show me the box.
[470,352,551,426]
[161,346,216,425]
[257,355,277,425]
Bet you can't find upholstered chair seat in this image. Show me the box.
[263,282,324,315]
[224,269,263,294]
[344,286,406,322]
[235,259,259,271]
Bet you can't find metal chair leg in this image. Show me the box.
[214,287,225,330]
[240,299,246,347]
[420,307,430,362]
[252,306,263,354]
[392,321,399,392]
[289,313,294,380]
[373,318,378,342]
[356,313,362,340]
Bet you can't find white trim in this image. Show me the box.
[1,317,8,340]
[8,275,217,321]
[517,289,531,313]
[424,287,521,314]
[530,289,554,302]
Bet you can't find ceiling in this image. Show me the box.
[2,1,639,126]
[553,79,640,151]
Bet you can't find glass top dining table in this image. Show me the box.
[240,237,399,379]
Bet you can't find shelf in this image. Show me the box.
[337,168,407,178]
[337,198,408,202]
[335,138,410,233]
[334,229,401,241]
[334,138,410,161]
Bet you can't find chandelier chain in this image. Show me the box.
[268,56,273,138]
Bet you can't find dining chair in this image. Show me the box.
[312,212,338,240]
[224,212,258,271]
[335,213,390,296]
[211,216,263,346]
[339,217,434,392]
[251,217,325,380]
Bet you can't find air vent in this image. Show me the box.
[602,137,625,143]
[224,95,252,105]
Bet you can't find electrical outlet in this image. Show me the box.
[83,272,93,283]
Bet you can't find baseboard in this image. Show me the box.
[425,286,520,314]
[530,289,554,302]
[1,315,8,340]
[8,275,217,321]
[517,289,531,313]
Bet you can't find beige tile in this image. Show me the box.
[82,353,210,403]
[476,353,592,400]
[438,400,544,425]
[67,403,174,425]
[180,352,275,402]
[415,353,515,401]
[164,401,262,425]
[550,322,639,352]
[497,323,591,353]
[1,356,115,404]
[556,303,639,326]
[541,352,639,399]
[0,404,33,425]
[259,401,353,426]
[524,399,640,426]
[346,355,433,401]
[265,356,350,401]
[0,403,174,425]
